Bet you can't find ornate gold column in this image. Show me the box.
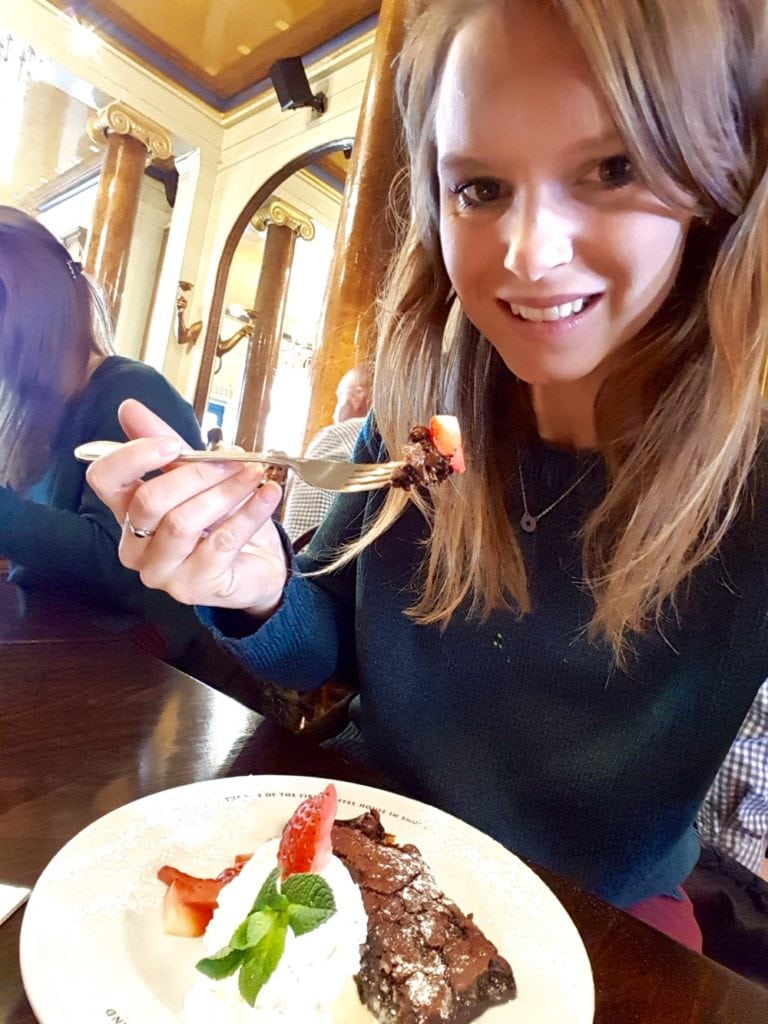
[84,101,172,318]
[303,0,412,446]
[237,200,315,451]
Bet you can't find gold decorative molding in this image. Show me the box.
[87,102,173,162]
[253,200,315,241]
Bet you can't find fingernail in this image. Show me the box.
[158,436,181,456]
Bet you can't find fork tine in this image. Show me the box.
[339,478,394,493]
[348,467,401,482]
[296,460,402,491]
[348,462,402,476]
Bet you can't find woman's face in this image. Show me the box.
[434,1,692,394]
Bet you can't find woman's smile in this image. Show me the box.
[497,292,604,333]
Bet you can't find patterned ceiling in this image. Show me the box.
[45,0,380,111]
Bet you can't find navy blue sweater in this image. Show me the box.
[0,356,204,659]
[204,416,768,907]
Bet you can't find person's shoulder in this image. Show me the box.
[357,411,389,462]
[82,356,202,447]
[90,355,170,391]
[88,356,189,409]
[306,417,365,458]
[85,355,155,398]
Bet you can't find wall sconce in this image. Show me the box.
[269,57,326,114]
[175,280,203,346]
[175,284,259,353]
[217,304,259,356]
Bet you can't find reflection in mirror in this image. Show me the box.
[202,144,351,456]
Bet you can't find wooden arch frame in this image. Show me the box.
[192,137,355,419]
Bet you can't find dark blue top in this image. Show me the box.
[0,355,204,659]
[202,415,768,907]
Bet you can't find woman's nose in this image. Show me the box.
[502,198,574,281]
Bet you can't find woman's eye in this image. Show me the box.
[590,155,636,190]
[451,179,504,207]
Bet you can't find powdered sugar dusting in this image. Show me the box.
[21,776,593,1024]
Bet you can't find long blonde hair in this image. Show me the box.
[334,0,768,660]
[0,207,112,491]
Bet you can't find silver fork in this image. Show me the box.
[74,440,402,492]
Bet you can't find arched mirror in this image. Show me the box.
[193,139,353,455]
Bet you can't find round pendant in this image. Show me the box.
[520,512,537,533]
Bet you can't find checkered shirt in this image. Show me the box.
[281,418,365,542]
[697,679,768,874]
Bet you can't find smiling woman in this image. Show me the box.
[369,0,765,652]
[85,0,768,959]
[433,2,693,435]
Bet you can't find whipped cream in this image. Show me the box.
[183,838,368,1024]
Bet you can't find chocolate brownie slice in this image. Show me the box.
[331,810,516,1024]
[391,425,454,491]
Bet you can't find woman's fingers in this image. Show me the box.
[125,480,287,613]
[118,398,182,440]
[86,402,185,525]
[86,434,184,523]
[127,458,258,532]
[125,463,268,574]
[87,397,290,614]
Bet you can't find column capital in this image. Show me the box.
[253,200,315,241]
[87,101,173,161]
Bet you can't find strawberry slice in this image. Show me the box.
[277,783,338,880]
[162,879,216,937]
[157,866,224,903]
[429,415,465,474]
[157,856,251,937]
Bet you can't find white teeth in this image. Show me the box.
[509,297,588,322]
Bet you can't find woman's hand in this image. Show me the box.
[86,399,288,618]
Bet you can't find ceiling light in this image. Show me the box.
[69,19,101,59]
[275,20,290,32]
[237,44,251,56]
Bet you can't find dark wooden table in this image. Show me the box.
[1,582,767,1024]
[0,573,153,648]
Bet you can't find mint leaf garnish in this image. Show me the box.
[281,873,336,911]
[195,867,337,1004]
[282,873,336,936]
[196,945,244,980]
[287,903,336,936]
[230,908,277,950]
[252,867,281,912]
[238,924,287,1006]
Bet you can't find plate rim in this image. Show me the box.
[20,773,595,1023]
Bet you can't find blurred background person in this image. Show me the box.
[206,425,224,451]
[0,206,206,664]
[282,364,372,542]
[264,462,288,522]
[697,681,768,877]
[689,678,768,984]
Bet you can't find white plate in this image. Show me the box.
[20,775,594,1023]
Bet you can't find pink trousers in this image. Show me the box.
[625,889,703,952]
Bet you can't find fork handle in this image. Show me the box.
[74,440,279,464]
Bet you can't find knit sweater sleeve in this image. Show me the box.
[0,359,203,602]
[199,415,382,691]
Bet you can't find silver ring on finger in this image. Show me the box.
[125,513,156,539]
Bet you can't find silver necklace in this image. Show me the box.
[518,460,596,533]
